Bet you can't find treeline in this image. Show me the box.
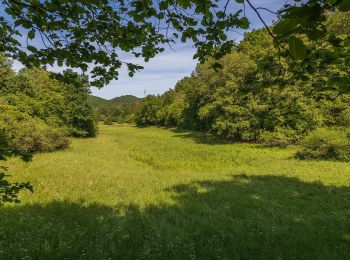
[88,95,141,124]
[136,12,350,161]
[0,55,97,155]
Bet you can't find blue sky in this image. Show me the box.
[91,0,284,99]
[7,0,286,99]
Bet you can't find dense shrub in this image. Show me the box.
[122,114,135,124]
[337,107,350,127]
[296,128,350,161]
[54,70,97,137]
[0,105,70,153]
[158,93,186,127]
[135,96,162,126]
[0,60,97,139]
[103,116,113,125]
[68,115,98,137]
[259,127,299,147]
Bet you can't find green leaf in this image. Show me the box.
[327,76,350,90]
[212,62,223,70]
[14,19,24,27]
[216,11,225,18]
[288,36,307,60]
[344,37,350,47]
[273,19,299,36]
[27,45,37,52]
[181,33,187,43]
[339,0,350,11]
[238,17,249,29]
[21,20,32,29]
[4,7,15,16]
[28,30,35,40]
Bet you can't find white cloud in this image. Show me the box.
[91,45,197,99]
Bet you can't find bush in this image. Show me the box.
[135,95,162,126]
[337,107,350,127]
[68,117,98,137]
[103,116,113,125]
[296,128,350,161]
[123,114,135,124]
[0,105,70,153]
[258,127,300,147]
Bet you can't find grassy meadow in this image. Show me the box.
[1,124,350,259]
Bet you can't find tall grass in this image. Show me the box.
[1,124,349,259]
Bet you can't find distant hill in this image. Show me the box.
[88,95,142,122]
[111,95,141,103]
[87,95,111,110]
[88,95,141,110]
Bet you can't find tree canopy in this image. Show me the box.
[1,0,350,87]
[0,55,97,204]
[135,12,350,148]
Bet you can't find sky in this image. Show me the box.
[6,0,286,99]
[90,0,283,99]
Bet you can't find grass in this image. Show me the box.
[1,124,350,259]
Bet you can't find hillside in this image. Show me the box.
[87,95,110,109]
[111,95,141,105]
[88,95,141,110]
[88,95,141,122]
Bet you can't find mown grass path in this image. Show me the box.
[1,124,350,259]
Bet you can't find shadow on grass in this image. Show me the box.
[170,128,227,145]
[1,175,349,259]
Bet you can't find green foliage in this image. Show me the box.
[158,93,186,127]
[296,128,350,161]
[259,127,299,148]
[88,95,112,110]
[338,107,350,126]
[0,1,349,86]
[326,11,350,35]
[136,25,350,147]
[288,36,307,60]
[52,70,97,137]
[135,95,162,126]
[0,56,96,205]
[112,95,142,106]
[88,95,141,124]
[0,104,70,154]
[123,114,136,124]
[103,116,113,125]
[0,56,97,138]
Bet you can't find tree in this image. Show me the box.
[0,56,97,205]
[0,0,349,87]
[135,21,350,144]
[135,95,162,126]
[52,69,98,137]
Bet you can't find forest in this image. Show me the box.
[0,0,350,259]
[0,55,97,154]
[136,11,350,161]
[88,94,141,124]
